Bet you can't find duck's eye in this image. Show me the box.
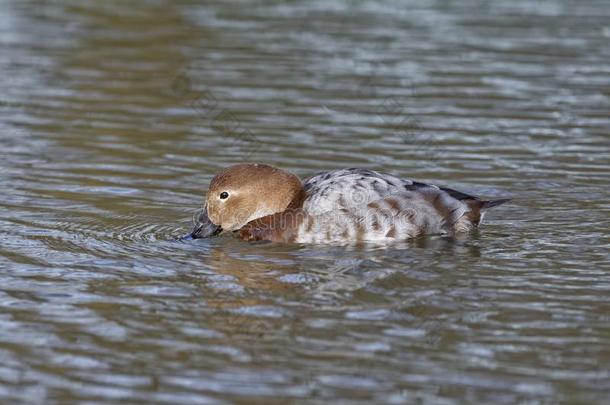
[219,191,229,200]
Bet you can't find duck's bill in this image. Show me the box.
[183,210,222,240]
[187,222,222,239]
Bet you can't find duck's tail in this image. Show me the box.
[464,198,512,227]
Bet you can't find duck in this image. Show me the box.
[187,163,510,244]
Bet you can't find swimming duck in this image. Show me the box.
[188,163,510,243]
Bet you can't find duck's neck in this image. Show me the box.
[287,186,307,210]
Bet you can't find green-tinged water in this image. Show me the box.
[1,0,609,403]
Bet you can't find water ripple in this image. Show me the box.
[1,0,609,403]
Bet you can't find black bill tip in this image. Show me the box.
[184,222,222,240]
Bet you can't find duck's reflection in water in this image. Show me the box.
[197,234,483,338]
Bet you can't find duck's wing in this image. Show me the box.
[299,169,510,242]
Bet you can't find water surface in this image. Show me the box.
[1,0,609,403]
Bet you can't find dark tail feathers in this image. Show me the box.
[480,198,512,210]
